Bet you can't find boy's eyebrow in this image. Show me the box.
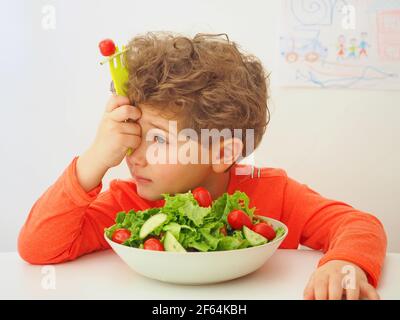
[149,121,167,131]
[148,121,173,134]
[139,114,178,136]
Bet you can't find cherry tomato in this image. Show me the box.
[227,210,253,230]
[99,39,116,56]
[143,238,164,251]
[220,226,227,236]
[192,187,212,207]
[252,222,276,241]
[254,218,273,227]
[111,228,131,244]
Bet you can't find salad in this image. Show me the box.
[105,187,286,252]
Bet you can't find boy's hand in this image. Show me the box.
[303,260,380,300]
[89,95,142,170]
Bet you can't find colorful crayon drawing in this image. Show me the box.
[337,34,346,60]
[279,0,400,90]
[377,9,400,61]
[280,29,328,63]
[347,38,357,59]
[335,33,370,61]
[359,32,369,57]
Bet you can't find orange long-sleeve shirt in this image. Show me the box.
[18,157,387,287]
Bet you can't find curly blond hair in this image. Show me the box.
[124,32,270,154]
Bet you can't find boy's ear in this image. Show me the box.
[211,137,243,174]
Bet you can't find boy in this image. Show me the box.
[18,32,386,300]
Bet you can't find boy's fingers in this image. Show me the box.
[303,277,315,300]
[120,134,141,150]
[345,286,360,300]
[360,282,380,300]
[109,105,141,122]
[314,277,328,300]
[119,122,141,136]
[105,95,131,112]
[328,275,344,300]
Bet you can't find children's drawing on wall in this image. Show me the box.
[335,32,369,61]
[279,0,400,90]
[358,32,369,58]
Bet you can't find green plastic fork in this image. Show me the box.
[102,45,133,156]
[108,45,129,96]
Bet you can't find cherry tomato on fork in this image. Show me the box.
[192,187,212,207]
[111,228,131,244]
[227,210,253,230]
[99,39,116,56]
[144,238,164,251]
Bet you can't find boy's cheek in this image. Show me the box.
[151,164,199,191]
[155,166,190,190]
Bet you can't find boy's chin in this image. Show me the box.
[136,186,164,202]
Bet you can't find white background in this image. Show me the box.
[0,0,399,253]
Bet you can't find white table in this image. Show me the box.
[1,249,399,299]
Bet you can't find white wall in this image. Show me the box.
[0,0,399,252]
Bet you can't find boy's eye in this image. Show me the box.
[154,135,167,144]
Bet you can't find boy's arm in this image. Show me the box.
[282,176,387,288]
[18,156,121,265]
[18,95,142,265]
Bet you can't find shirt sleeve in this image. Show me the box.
[18,157,122,265]
[282,176,387,287]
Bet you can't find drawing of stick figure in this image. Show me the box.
[347,38,357,59]
[359,32,369,58]
[337,35,346,61]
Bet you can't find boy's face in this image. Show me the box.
[125,104,217,201]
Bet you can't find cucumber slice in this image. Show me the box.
[139,213,167,239]
[164,231,186,252]
[243,226,267,246]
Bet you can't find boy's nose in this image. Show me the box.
[128,139,148,167]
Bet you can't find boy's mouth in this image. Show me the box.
[132,174,152,184]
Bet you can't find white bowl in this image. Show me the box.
[104,217,288,285]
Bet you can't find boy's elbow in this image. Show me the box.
[17,227,71,265]
[18,236,41,265]
[364,212,387,235]
[17,228,49,265]
[360,212,388,250]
